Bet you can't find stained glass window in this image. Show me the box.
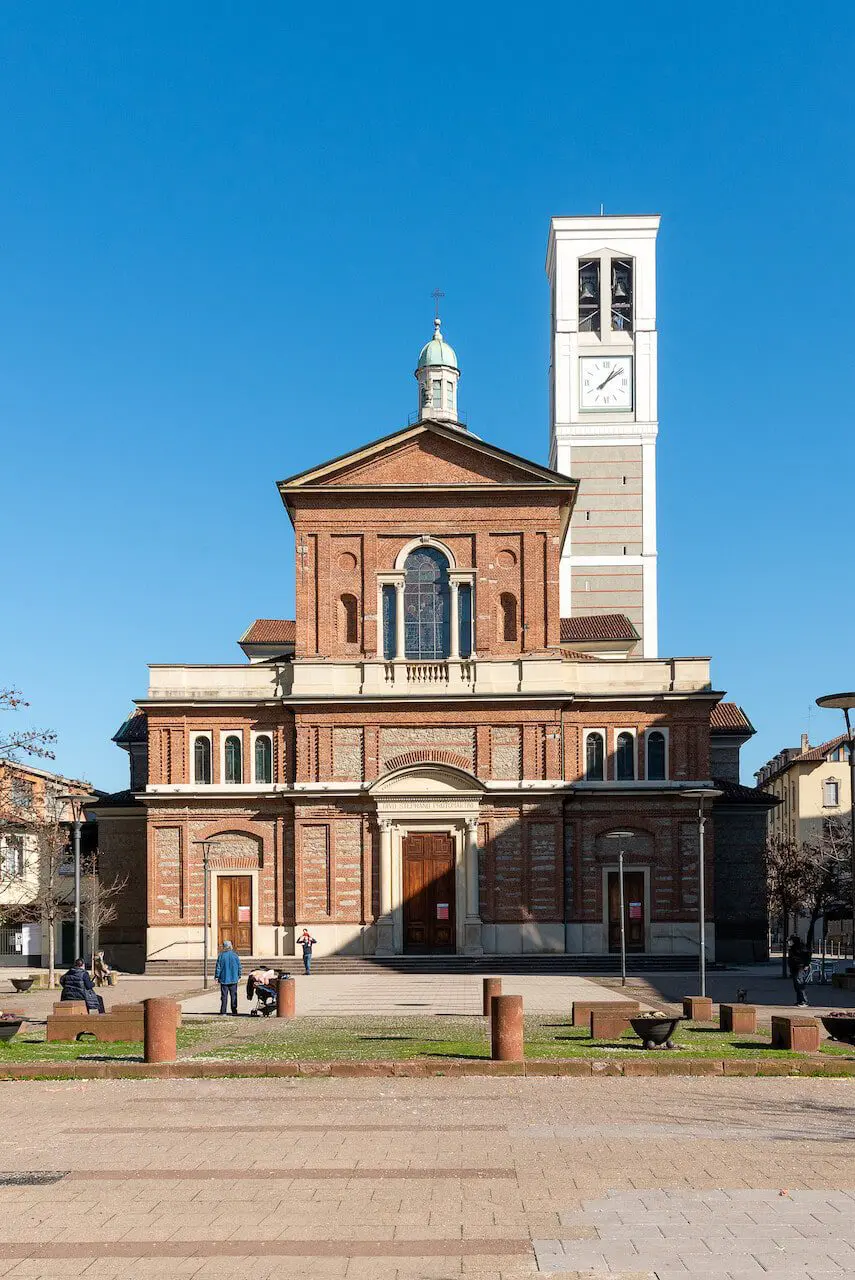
[646,730,666,781]
[225,734,242,784]
[382,584,397,659]
[458,584,472,658]
[403,547,450,660]
[616,731,635,780]
[255,735,272,784]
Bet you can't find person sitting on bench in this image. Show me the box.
[60,958,105,1014]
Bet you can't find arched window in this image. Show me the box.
[254,735,272,784]
[499,592,518,642]
[403,547,450,659]
[585,731,604,781]
[646,730,666,781]
[224,734,242,784]
[616,731,635,781]
[193,736,211,785]
[339,593,358,645]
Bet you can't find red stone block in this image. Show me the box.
[590,1010,631,1040]
[683,996,714,1020]
[719,1003,756,1034]
[771,1015,820,1053]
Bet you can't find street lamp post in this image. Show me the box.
[606,831,635,986]
[683,788,723,998]
[816,694,855,962]
[192,838,218,989]
[58,793,93,961]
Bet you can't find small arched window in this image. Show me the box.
[499,592,518,642]
[585,732,605,781]
[194,736,211,785]
[254,735,272,785]
[646,730,666,781]
[403,547,450,660]
[339,593,358,645]
[224,735,242,784]
[616,731,635,781]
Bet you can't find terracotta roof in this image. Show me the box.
[112,709,147,746]
[559,614,639,643]
[560,649,598,662]
[710,703,755,735]
[794,732,850,763]
[241,619,296,645]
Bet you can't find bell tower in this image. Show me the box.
[415,312,461,425]
[546,214,660,656]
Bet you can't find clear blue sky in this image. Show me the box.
[2,3,853,791]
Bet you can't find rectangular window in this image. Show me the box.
[382,584,397,660]
[579,259,600,334]
[611,259,633,332]
[10,779,33,809]
[431,379,442,408]
[823,780,839,807]
[445,381,453,410]
[1,836,25,878]
[458,584,472,658]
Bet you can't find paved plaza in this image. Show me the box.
[1,1076,854,1278]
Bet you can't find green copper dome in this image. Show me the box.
[417,319,458,371]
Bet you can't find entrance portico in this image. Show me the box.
[370,764,483,956]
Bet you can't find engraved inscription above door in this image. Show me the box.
[402,833,456,954]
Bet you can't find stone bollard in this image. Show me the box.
[720,1003,757,1034]
[276,975,296,1020]
[491,994,524,1062]
[683,996,714,1021]
[144,997,178,1063]
[590,1009,631,1040]
[483,977,502,1017]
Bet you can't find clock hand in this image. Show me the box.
[597,367,620,390]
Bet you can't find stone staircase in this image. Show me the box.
[145,953,720,978]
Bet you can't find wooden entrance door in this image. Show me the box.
[402,833,456,953]
[217,875,253,955]
[607,870,646,953]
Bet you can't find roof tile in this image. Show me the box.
[241,619,296,645]
[559,614,639,643]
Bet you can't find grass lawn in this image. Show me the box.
[0,1025,206,1062]
[184,1015,855,1063]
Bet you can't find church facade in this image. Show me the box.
[95,214,766,970]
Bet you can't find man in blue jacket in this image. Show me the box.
[214,940,242,1015]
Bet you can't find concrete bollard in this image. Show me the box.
[276,976,296,1019]
[491,994,524,1061]
[483,977,502,1017]
[144,997,178,1063]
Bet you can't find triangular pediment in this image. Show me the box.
[278,421,574,493]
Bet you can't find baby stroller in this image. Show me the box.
[246,972,277,1017]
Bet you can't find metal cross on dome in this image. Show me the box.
[431,288,444,321]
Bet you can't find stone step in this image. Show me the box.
[144,953,719,977]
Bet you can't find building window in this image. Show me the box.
[1,836,24,878]
[339,593,358,645]
[193,736,211,785]
[646,730,666,781]
[445,381,454,410]
[585,731,605,781]
[254,735,272,785]
[382,584,397,659]
[823,779,839,808]
[431,379,442,408]
[832,743,851,762]
[458,584,472,658]
[499,592,518,642]
[403,547,450,660]
[611,259,633,331]
[579,258,600,334]
[224,735,243,784]
[10,778,33,810]
[616,731,635,781]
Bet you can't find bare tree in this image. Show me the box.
[82,854,129,969]
[0,689,56,763]
[30,816,75,988]
[765,834,813,976]
[802,818,853,950]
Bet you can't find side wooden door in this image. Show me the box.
[607,870,646,953]
[217,875,253,954]
[402,833,456,953]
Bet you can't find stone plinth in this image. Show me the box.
[720,1003,757,1034]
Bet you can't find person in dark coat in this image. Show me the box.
[59,958,105,1014]
[787,935,812,1007]
[214,939,242,1014]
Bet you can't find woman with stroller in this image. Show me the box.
[60,958,105,1014]
[247,965,278,1014]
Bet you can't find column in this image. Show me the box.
[463,817,483,955]
[449,579,460,660]
[394,579,405,661]
[375,819,395,955]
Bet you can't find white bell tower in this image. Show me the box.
[546,214,660,656]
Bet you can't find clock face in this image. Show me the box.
[580,356,633,410]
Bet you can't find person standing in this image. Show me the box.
[215,939,242,1014]
[298,929,317,975]
[787,934,811,1007]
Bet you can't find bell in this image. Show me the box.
[612,276,627,299]
[580,278,595,300]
